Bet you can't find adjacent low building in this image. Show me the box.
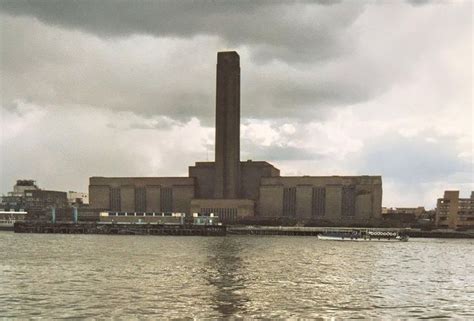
[1,180,68,218]
[8,179,39,197]
[381,207,425,225]
[89,51,383,225]
[436,191,474,230]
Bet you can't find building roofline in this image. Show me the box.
[261,175,382,179]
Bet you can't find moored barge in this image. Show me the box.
[317,229,408,241]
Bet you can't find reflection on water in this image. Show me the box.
[0,232,473,318]
[205,238,248,317]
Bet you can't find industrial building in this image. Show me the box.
[89,51,383,225]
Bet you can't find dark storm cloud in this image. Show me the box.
[242,74,372,121]
[0,8,366,125]
[0,0,360,64]
[3,1,468,124]
[0,13,217,122]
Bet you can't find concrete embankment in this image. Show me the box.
[8,222,474,239]
[13,222,226,236]
[227,226,474,239]
[0,225,13,232]
[404,229,474,239]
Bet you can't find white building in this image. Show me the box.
[68,191,89,205]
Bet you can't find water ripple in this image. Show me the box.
[0,233,473,318]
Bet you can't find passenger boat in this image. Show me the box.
[317,229,408,242]
[0,210,27,231]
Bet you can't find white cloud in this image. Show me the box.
[0,102,213,193]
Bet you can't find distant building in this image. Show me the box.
[381,207,425,225]
[68,191,89,205]
[1,180,68,219]
[89,51,383,225]
[436,191,474,230]
[382,207,426,217]
[8,179,39,197]
[24,190,69,212]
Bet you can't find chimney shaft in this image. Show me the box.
[214,51,240,199]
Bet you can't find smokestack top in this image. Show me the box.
[217,51,239,65]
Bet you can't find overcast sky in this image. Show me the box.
[0,0,472,208]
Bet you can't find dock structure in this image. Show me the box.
[228,226,323,236]
[12,221,474,238]
[14,222,227,236]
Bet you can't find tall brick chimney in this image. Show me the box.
[214,51,241,199]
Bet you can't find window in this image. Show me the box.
[283,187,296,217]
[110,188,121,211]
[160,188,173,212]
[135,187,146,212]
[342,186,356,217]
[312,187,326,217]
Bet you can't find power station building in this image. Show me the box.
[89,51,382,225]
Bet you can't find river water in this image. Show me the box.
[1,232,473,319]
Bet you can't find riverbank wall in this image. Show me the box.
[13,222,226,236]
[8,223,474,238]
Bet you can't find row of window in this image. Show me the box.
[282,187,356,217]
[104,212,183,217]
[109,187,173,212]
[107,186,360,217]
[200,208,238,222]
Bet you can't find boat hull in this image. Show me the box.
[317,234,407,242]
[0,223,14,231]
